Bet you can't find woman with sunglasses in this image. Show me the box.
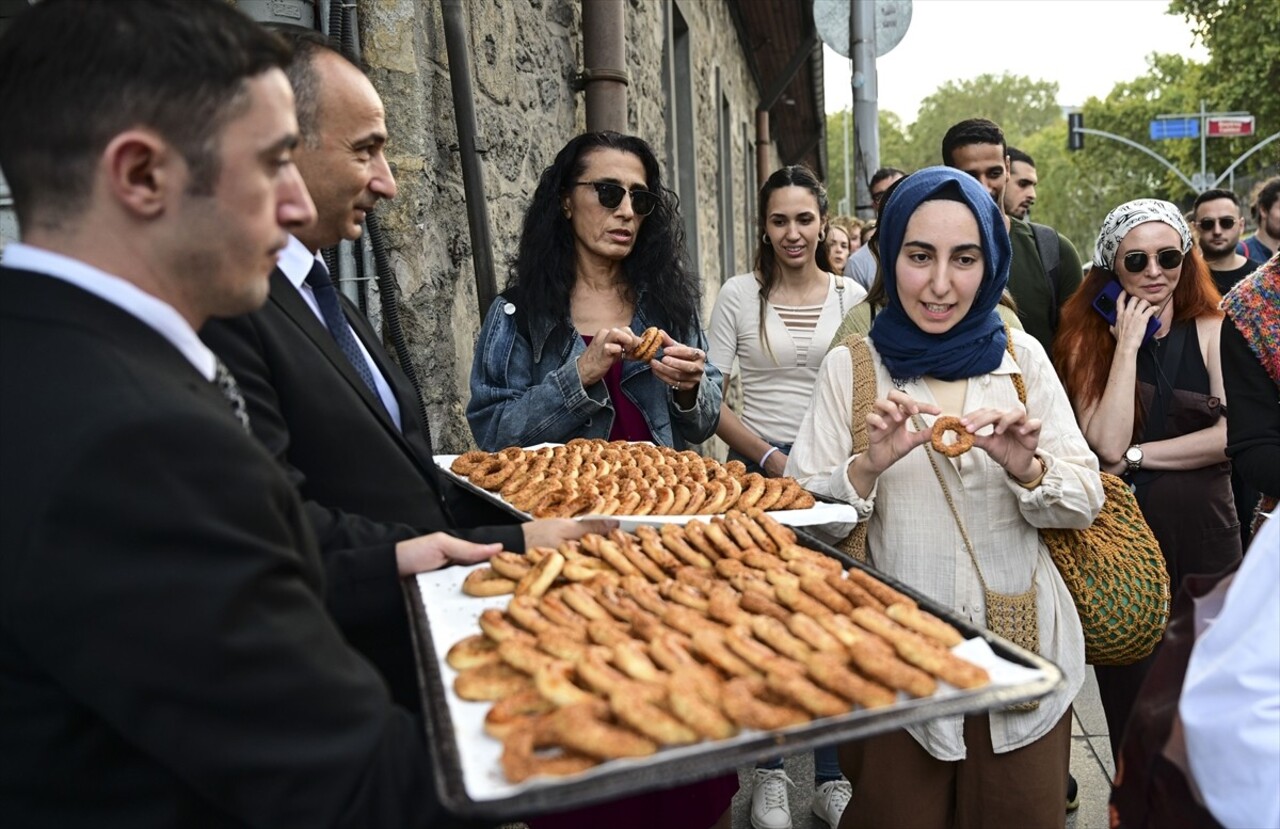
[787,167,1100,828]
[467,131,721,456]
[1054,199,1241,760]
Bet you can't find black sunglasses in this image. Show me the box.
[572,181,658,216]
[1196,216,1237,232]
[1121,249,1184,274]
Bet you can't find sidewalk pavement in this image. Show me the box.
[729,667,1114,829]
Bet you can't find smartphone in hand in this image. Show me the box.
[1092,280,1161,344]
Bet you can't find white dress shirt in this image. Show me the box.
[786,329,1102,759]
[277,235,402,431]
[2,242,216,380]
[1181,515,1280,829]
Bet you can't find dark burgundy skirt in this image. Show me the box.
[525,773,738,829]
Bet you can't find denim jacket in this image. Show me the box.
[467,292,722,451]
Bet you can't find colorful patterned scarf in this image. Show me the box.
[1221,252,1280,531]
[1221,252,1280,388]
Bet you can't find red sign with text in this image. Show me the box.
[1207,116,1255,137]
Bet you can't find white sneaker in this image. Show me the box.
[811,779,852,828]
[750,768,794,829]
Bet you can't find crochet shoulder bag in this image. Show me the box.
[834,334,876,563]
[1004,328,1169,666]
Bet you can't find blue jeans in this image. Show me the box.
[757,746,842,783]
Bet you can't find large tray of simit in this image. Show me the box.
[435,438,860,529]
[406,507,1063,820]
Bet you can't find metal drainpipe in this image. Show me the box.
[440,0,498,318]
[756,109,771,190]
[580,0,628,132]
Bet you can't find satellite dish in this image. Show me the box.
[814,0,913,58]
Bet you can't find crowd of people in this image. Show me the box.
[2,3,1276,829]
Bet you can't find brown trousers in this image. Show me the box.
[837,711,1071,829]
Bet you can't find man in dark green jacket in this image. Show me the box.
[943,120,1083,358]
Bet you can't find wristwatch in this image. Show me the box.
[1124,444,1144,474]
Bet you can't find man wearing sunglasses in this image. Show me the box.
[1192,188,1267,295]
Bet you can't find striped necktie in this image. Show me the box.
[305,259,381,399]
[213,358,252,434]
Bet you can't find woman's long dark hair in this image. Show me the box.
[506,131,699,341]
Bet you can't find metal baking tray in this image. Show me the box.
[405,525,1064,821]
[435,452,861,529]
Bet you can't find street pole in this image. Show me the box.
[1200,99,1207,190]
[843,102,851,215]
[851,0,878,220]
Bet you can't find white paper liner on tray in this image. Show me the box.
[417,562,1048,803]
[435,452,859,529]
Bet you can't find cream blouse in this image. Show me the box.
[708,272,866,445]
[786,329,1102,759]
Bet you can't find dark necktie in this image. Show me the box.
[213,358,252,434]
[305,259,381,399]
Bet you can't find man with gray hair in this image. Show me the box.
[0,2,478,825]
[201,30,610,715]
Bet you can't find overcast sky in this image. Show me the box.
[823,0,1210,123]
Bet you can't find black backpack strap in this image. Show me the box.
[1030,222,1062,329]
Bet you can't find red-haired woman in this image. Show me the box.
[1054,198,1242,761]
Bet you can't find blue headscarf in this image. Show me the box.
[868,166,1012,381]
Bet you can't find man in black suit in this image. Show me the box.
[201,32,609,711]
[0,2,490,825]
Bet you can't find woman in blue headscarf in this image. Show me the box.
[787,167,1102,829]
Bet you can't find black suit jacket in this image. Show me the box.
[201,267,521,709]
[0,267,441,828]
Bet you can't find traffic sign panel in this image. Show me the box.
[1150,118,1199,140]
[1207,116,1255,137]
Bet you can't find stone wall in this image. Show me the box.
[358,0,778,452]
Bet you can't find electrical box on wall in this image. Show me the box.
[235,0,315,30]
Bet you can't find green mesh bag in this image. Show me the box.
[1041,472,1170,665]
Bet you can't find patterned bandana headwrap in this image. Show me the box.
[1093,198,1192,271]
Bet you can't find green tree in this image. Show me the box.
[1026,54,1209,261]
[1168,0,1280,200]
[1171,0,1280,143]
[878,110,911,173]
[902,73,1061,171]
[824,109,910,216]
